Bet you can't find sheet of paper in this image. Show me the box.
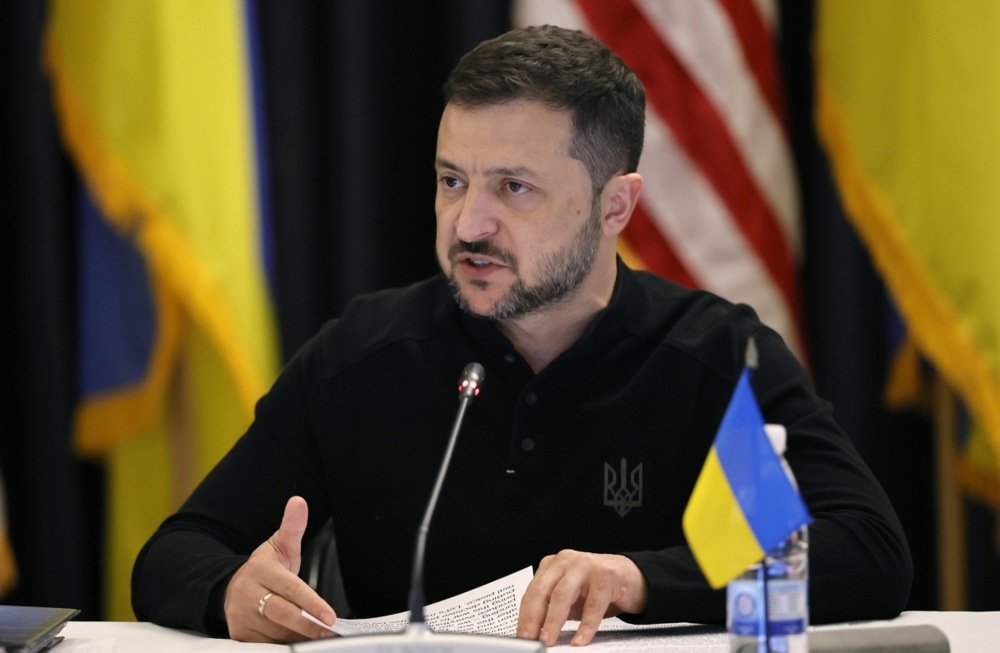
[326,567,729,650]
[329,565,532,637]
[552,619,727,651]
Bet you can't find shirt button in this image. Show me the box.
[524,391,538,405]
[521,438,536,452]
[504,353,516,364]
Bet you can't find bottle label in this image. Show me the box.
[727,578,807,637]
[728,579,764,636]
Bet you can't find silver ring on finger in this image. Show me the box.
[258,591,274,617]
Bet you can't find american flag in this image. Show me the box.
[514,0,805,362]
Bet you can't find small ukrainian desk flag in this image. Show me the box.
[682,341,811,588]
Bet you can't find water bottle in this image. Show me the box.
[727,425,809,653]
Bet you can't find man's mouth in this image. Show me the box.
[460,254,503,269]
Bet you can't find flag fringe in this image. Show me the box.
[814,66,1000,472]
[0,529,16,599]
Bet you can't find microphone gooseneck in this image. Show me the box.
[407,363,485,625]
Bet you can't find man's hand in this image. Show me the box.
[517,550,648,647]
[223,496,337,642]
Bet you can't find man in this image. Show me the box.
[132,25,912,647]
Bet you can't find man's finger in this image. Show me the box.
[248,615,301,644]
[570,572,615,646]
[257,590,334,641]
[517,554,560,640]
[539,564,588,646]
[269,496,309,573]
[266,571,337,630]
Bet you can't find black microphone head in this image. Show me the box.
[458,362,485,399]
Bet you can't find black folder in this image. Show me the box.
[0,605,79,653]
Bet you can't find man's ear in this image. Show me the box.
[600,172,643,236]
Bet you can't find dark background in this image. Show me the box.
[2,0,982,619]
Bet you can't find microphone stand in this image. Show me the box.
[406,362,478,627]
[292,364,544,652]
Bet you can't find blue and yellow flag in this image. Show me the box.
[683,364,811,589]
[45,0,279,619]
[815,1,1000,514]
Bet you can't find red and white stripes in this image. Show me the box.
[514,0,806,362]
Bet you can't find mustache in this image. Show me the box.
[448,240,517,271]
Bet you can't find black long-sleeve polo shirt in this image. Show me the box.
[132,260,912,636]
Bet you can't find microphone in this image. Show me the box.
[292,363,544,653]
[408,362,485,624]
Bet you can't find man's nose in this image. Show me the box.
[454,186,499,243]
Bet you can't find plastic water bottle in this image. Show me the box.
[727,425,809,653]
[727,526,809,652]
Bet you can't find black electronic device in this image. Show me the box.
[0,605,79,653]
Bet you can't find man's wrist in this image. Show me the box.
[207,571,236,636]
[614,554,649,615]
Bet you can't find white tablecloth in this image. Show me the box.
[58,611,999,652]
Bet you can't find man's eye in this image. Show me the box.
[440,176,463,189]
[505,181,529,194]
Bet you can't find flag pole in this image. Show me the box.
[744,338,771,649]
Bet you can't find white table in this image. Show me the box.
[57,611,999,652]
[58,621,284,652]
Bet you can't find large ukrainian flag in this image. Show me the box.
[683,364,811,589]
[45,0,279,619]
[815,3,1000,520]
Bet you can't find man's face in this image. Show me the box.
[434,100,603,321]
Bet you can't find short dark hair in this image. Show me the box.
[443,25,645,192]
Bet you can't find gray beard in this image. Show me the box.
[447,201,602,321]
